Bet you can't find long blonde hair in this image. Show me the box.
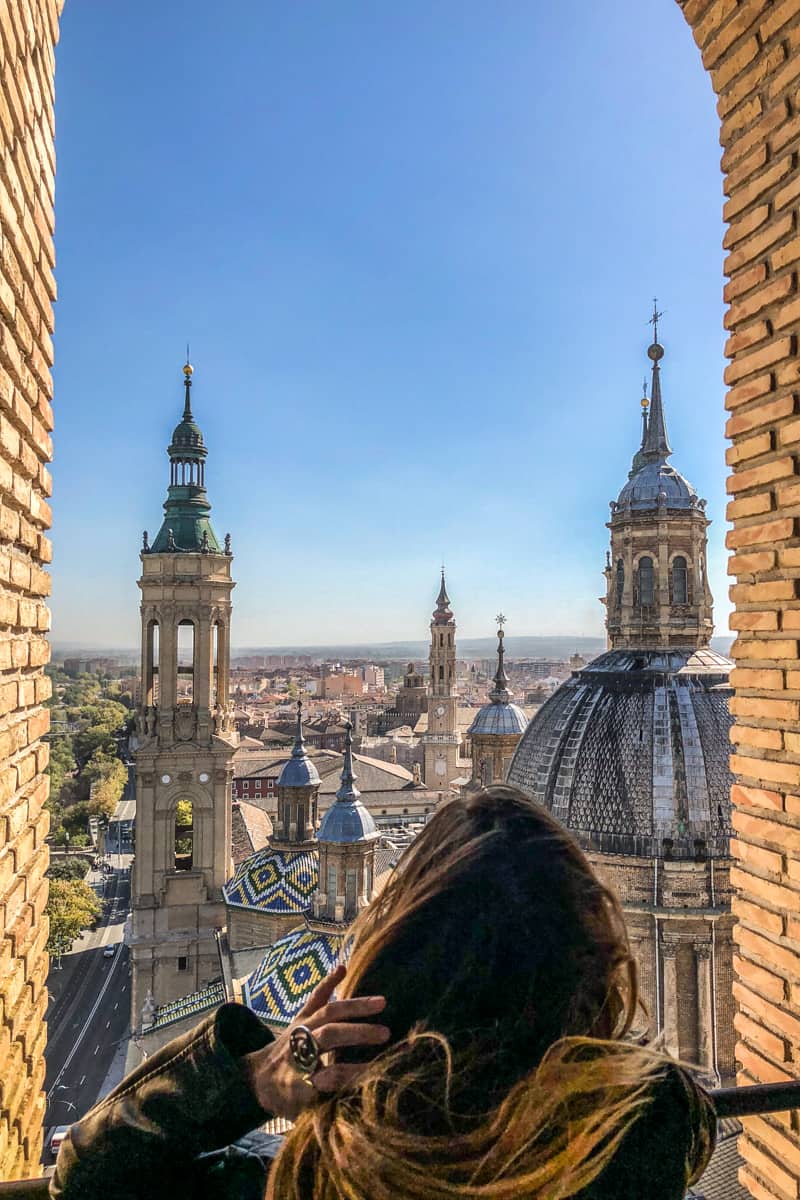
[268,786,705,1199]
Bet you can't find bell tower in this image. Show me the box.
[603,307,714,652]
[131,360,238,1026]
[422,571,461,786]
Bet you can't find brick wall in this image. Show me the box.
[679,1,800,1197]
[0,0,61,1179]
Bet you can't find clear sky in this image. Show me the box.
[52,1,727,650]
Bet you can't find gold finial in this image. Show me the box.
[183,362,193,377]
[641,376,649,409]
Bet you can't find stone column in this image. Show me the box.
[695,942,714,1074]
[662,942,679,1057]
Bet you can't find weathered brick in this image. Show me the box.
[724,218,794,278]
[730,696,800,721]
[724,262,767,305]
[726,394,795,438]
[733,637,798,660]
[727,518,794,549]
[728,549,776,575]
[727,457,796,495]
[728,494,774,523]
[724,337,794,386]
[726,430,773,465]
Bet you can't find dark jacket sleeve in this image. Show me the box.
[50,1002,275,1200]
[581,1064,717,1200]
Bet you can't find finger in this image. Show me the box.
[315,1022,391,1053]
[307,995,387,1028]
[312,1063,374,1094]
[297,964,346,1020]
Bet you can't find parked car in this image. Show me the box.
[102,945,115,959]
[49,1126,70,1159]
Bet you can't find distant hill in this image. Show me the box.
[231,635,734,663]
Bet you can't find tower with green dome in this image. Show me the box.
[131,360,239,1029]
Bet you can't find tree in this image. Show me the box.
[48,856,89,882]
[46,878,101,953]
[47,737,77,807]
[83,750,127,817]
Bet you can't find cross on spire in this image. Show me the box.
[648,298,664,345]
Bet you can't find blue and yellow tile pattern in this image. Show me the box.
[244,925,343,1027]
[223,847,318,914]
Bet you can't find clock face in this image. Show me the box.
[435,705,445,717]
[435,759,447,777]
[161,774,171,785]
[199,772,210,783]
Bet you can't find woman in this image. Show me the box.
[51,786,715,1199]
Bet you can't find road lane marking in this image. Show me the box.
[106,1020,110,1028]
[93,1045,99,1055]
[113,1003,118,1010]
[79,1075,85,1086]
[47,933,125,1098]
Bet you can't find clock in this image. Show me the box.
[199,772,210,783]
[161,774,171,785]
[435,759,447,777]
[435,705,445,717]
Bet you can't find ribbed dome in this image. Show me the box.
[318,800,377,844]
[506,649,733,859]
[616,461,699,511]
[468,702,528,737]
[169,418,206,454]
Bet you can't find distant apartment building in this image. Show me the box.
[319,667,365,699]
[361,664,385,690]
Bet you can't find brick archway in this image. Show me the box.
[679,3,800,1197]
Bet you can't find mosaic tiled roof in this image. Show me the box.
[244,925,343,1027]
[149,980,226,1030]
[223,846,318,913]
[507,649,733,859]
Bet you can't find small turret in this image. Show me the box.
[150,359,222,554]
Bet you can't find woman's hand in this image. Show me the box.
[242,964,390,1120]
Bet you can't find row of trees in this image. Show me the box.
[46,670,133,846]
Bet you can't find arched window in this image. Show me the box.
[615,560,624,607]
[439,665,444,681]
[145,620,159,705]
[174,799,193,870]
[638,557,654,608]
[211,622,220,707]
[672,556,688,604]
[177,620,195,701]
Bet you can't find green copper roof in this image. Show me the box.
[148,365,225,555]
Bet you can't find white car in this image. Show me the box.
[102,945,115,958]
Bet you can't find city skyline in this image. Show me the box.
[52,1,726,646]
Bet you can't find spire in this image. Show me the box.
[149,360,222,554]
[489,613,512,704]
[432,568,454,625]
[628,377,651,479]
[642,300,672,462]
[335,723,360,803]
[182,353,193,421]
[291,699,307,759]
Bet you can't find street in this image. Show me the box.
[43,855,133,1159]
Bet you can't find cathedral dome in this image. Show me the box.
[506,649,733,859]
[615,460,699,512]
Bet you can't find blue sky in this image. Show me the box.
[52,1,727,649]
